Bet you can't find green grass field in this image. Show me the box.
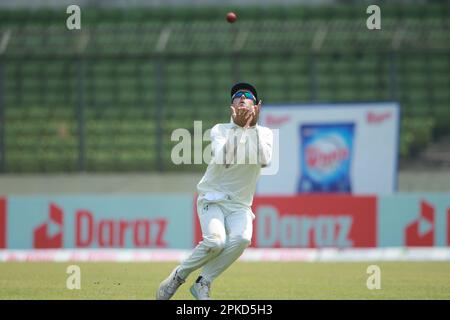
[0,262,449,300]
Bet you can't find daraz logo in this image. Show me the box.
[33,203,64,248]
[33,203,168,248]
[405,200,435,246]
[404,200,450,247]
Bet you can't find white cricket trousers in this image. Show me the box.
[177,198,254,283]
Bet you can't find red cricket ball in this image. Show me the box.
[226,12,237,23]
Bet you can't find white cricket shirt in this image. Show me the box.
[197,122,273,207]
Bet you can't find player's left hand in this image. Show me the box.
[242,105,255,129]
[249,100,262,127]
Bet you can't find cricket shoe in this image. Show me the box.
[190,276,211,300]
[156,267,185,300]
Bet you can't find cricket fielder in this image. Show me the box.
[156,82,273,300]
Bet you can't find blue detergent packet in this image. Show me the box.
[298,123,355,193]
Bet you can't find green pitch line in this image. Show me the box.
[0,262,449,300]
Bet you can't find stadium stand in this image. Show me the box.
[0,4,448,172]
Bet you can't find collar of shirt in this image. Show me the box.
[229,118,258,130]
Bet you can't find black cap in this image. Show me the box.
[231,82,258,102]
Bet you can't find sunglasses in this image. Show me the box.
[232,91,256,102]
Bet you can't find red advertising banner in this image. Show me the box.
[194,195,377,248]
[448,209,450,246]
[0,198,6,248]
